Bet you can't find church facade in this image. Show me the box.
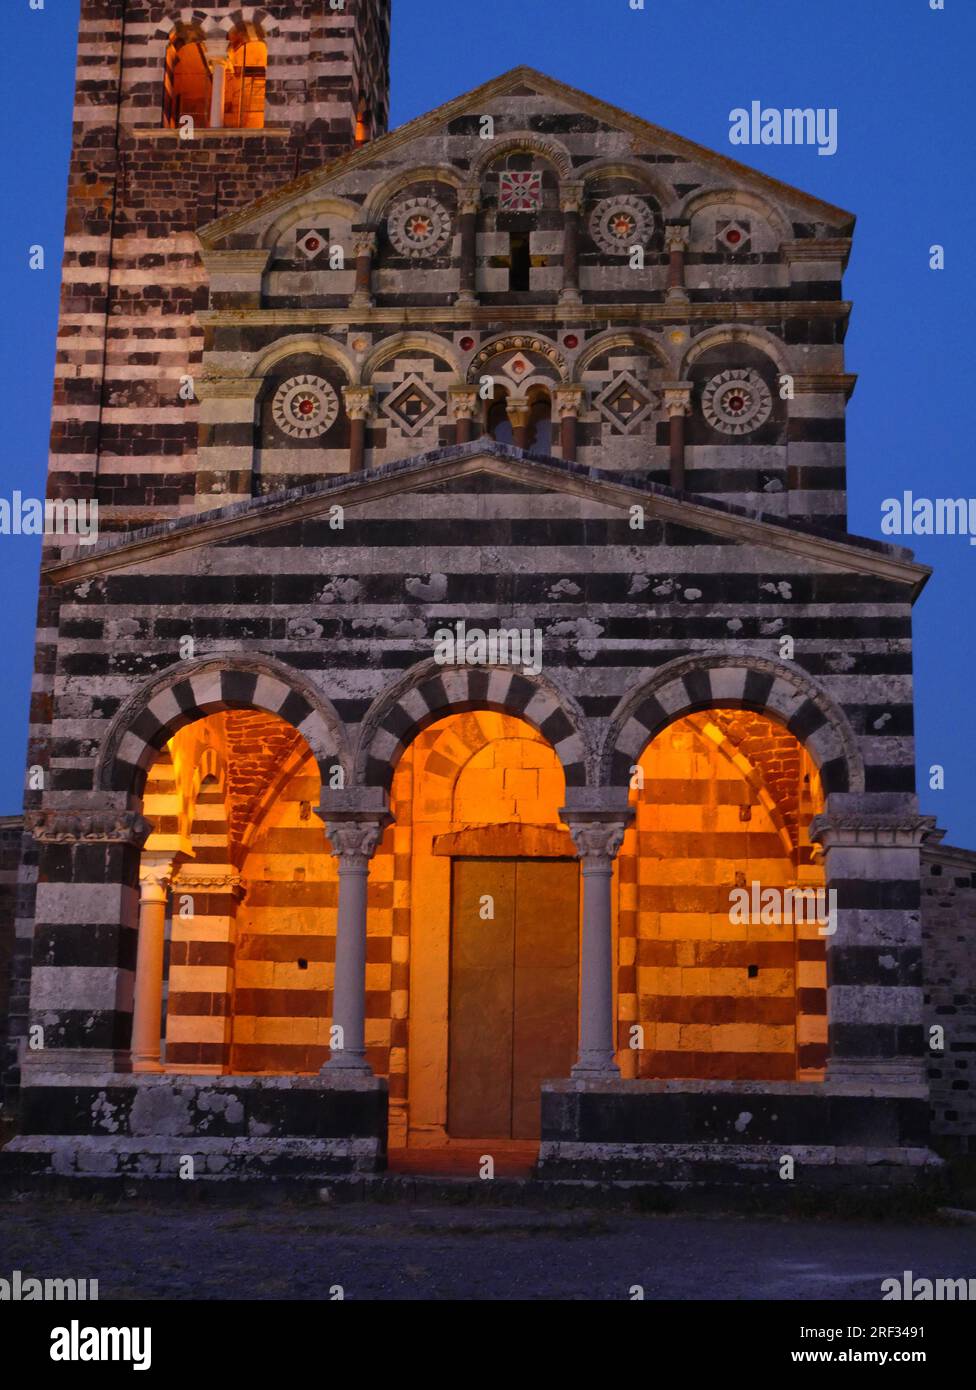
[2,1,975,1188]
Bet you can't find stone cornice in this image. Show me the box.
[28,808,153,847]
[920,840,976,871]
[810,813,938,851]
[128,127,291,142]
[199,249,273,276]
[792,373,858,399]
[42,445,931,598]
[197,300,851,330]
[781,238,853,267]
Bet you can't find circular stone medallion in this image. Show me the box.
[589,195,654,255]
[387,196,453,258]
[701,369,773,435]
[272,374,340,439]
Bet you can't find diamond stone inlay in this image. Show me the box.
[380,373,445,436]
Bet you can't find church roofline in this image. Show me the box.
[44,441,928,597]
[198,65,855,248]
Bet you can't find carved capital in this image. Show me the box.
[664,223,690,253]
[459,187,481,216]
[29,808,153,848]
[353,230,378,259]
[554,385,585,419]
[324,816,391,866]
[662,383,694,417]
[139,852,188,903]
[563,815,630,866]
[342,385,374,421]
[560,183,584,215]
[448,386,481,421]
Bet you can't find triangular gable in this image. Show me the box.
[199,65,855,249]
[45,443,926,595]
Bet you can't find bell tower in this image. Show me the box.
[2,5,392,1100]
[50,0,391,524]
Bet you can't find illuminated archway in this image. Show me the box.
[618,710,827,1084]
[388,709,577,1149]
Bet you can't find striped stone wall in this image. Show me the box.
[921,842,976,1150]
[0,818,24,1108]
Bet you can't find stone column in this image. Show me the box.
[562,800,634,1078]
[24,801,152,1076]
[208,57,231,130]
[456,189,480,307]
[559,183,584,305]
[342,386,374,473]
[131,854,184,1073]
[506,398,532,451]
[320,812,392,1074]
[554,386,585,462]
[811,796,936,1088]
[662,383,693,490]
[350,230,377,311]
[448,386,481,445]
[664,223,690,304]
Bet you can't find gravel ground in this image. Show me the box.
[1,1199,975,1300]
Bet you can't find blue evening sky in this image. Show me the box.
[1,0,973,843]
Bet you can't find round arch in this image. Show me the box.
[601,654,865,794]
[680,323,792,378]
[466,332,567,385]
[575,158,676,214]
[250,333,358,385]
[355,659,591,790]
[471,131,574,181]
[97,655,352,798]
[156,8,280,42]
[361,165,465,225]
[680,187,792,242]
[260,196,361,250]
[361,331,462,383]
[574,327,670,375]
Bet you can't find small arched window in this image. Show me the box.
[163,29,212,129]
[224,30,267,129]
[487,392,514,445]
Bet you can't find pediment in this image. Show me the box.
[45,444,927,595]
[198,66,854,253]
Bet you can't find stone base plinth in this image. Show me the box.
[538,1078,943,1189]
[3,1072,387,1180]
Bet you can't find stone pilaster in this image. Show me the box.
[194,376,264,509]
[23,801,152,1076]
[811,795,936,1089]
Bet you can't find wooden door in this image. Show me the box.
[448,858,579,1139]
